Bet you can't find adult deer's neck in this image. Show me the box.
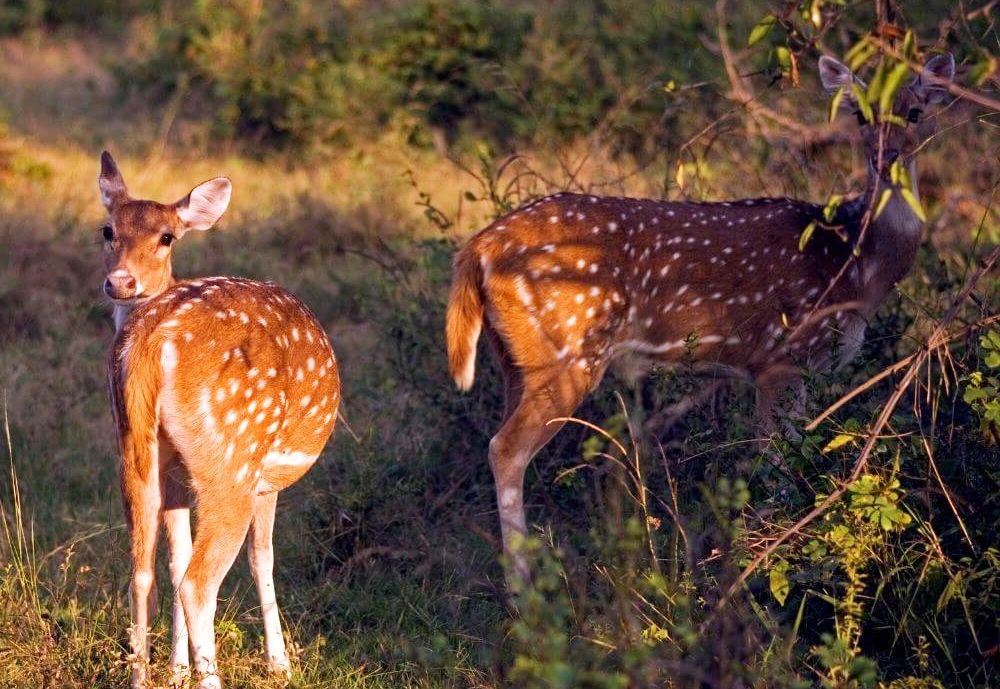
[855,161,923,314]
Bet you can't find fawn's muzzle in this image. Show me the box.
[105,271,138,300]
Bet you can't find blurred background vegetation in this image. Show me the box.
[1,0,999,687]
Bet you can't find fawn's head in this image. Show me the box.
[820,53,955,182]
[98,151,232,303]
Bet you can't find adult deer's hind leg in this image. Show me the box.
[488,363,593,586]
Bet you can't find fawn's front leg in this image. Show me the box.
[120,435,163,689]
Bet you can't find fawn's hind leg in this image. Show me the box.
[247,491,290,676]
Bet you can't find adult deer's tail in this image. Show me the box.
[446,245,484,391]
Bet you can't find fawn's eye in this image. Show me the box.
[906,107,922,123]
[854,110,867,126]
[160,233,175,247]
[102,225,113,241]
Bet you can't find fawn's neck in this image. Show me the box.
[855,162,923,313]
[112,274,177,333]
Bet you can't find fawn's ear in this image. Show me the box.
[912,53,955,104]
[174,177,232,235]
[819,56,867,112]
[98,151,129,212]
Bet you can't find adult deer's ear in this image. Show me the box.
[818,55,867,113]
[174,177,232,236]
[912,53,955,104]
[98,151,130,212]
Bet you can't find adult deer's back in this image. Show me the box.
[446,53,955,583]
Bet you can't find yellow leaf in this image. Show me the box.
[674,161,685,191]
[874,188,893,219]
[823,433,857,454]
[901,188,927,222]
[799,221,816,251]
[828,87,844,124]
[810,0,822,28]
[769,559,791,606]
[866,60,886,104]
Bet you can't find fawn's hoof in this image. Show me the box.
[168,663,191,688]
[266,655,292,680]
[195,674,222,689]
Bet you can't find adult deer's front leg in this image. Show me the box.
[247,491,290,677]
[753,364,806,480]
[121,438,163,689]
[161,458,193,688]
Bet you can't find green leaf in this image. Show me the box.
[968,55,997,87]
[798,221,816,251]
[873,188,893,219]
[852,83,873,123]
[775,46,792,73]
[770,559,791,606]
[866,60,886,104]
[901,188,927,222]
[963,387,988,404]
[846,39,876,71]
[902,30,916,59]
[879,61,911,114]
[748,15,776,47]
[936,572,963,613]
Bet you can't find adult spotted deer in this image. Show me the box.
[99,152,340,688]
[446,54,954,582]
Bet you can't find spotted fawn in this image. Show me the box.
[99,152,340,688]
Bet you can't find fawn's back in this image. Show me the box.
[110,275,339,495]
